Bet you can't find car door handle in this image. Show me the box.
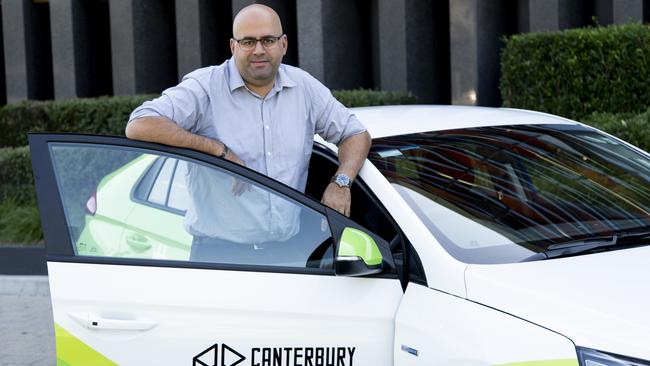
[69,312,158,331]
[125,232,151,251]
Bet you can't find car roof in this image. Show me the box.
[349,105,578,139]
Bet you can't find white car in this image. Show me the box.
[30,105,650,366]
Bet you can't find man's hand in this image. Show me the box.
[320,131,371,217]
[219,146,251,196]
[321,183,351,217]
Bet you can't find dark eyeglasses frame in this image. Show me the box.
[232,35,284,50]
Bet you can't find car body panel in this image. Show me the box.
[465,245,650,360]
[394,284,578,366]
[351,154,469,297]
[48,261,403,365]
[350,105,575,138]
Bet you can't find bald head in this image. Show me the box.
[232,4,283,39]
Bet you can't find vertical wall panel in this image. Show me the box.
[298,0,374,90]
[296,0,324,81]
[176,0,232,78]
[595,0,643,24]
[449,0,478,105]
[50,0,77,99]
[77,0,113,97]
[451,0,516,106]
[0,4,6,105]
[110,0,177,95]
[135,0,177,91]
[3,0,53,102]
[109,0,136,95]
[518,0,595,32]
[377,0,449,103]
[31,2,54,100]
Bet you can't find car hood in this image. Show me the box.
[465,245,650,360]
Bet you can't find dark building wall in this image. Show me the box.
[134,0,177,93]
[76,0,113,97]
[29,2,54,100]
[476,0,518,106]
[0,5,5,105]
[2,0,648,106]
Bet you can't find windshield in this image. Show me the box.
[369,124,650,264]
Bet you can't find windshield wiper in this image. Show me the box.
[522,229,650,261]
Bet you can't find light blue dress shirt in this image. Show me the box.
[128,58,366,243]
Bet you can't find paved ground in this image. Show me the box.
[0,276,55,366]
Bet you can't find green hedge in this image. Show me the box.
[332,89,416,108]
[582,107,650,152]
[0,146,35,205]
[0,90,415,148]
[0,95,156,147]
[501,23,650,120]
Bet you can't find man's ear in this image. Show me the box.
[281,35,288,56]
[230,39,236,55]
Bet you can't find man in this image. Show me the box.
[125,4,370,262]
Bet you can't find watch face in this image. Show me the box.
[335,174,351,187]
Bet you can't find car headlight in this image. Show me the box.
[577,347,650,366]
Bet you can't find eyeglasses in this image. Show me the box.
[233,35,284,51]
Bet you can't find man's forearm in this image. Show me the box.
[125,116,225,156]
[335,131,371,180]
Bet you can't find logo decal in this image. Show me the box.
[194,345,356,366]
[194,343,246,366]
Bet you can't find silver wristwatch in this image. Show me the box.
[330,173,352,188]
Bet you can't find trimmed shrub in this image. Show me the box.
[501,23,650,120]
[0,95,156,147]
[582,107,650,152]
[0,200,43,244]
[333,89,416,108]
[0,146,35,205]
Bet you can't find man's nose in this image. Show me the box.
[252,40,266,54]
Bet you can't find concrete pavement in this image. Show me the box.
[0,276,55,366]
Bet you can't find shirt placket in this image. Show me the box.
[260,96,278,238]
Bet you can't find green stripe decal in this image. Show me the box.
[55,324,118,366]
[496,360,579,366]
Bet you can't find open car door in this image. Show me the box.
[30,133,403,366]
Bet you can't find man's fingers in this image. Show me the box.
[232,179,247,196]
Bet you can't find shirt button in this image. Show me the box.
[265,125,270,130]
[267,152,272,156]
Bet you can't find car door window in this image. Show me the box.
[49,144,333,269]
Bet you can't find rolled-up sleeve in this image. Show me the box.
[128,76,209,133]
[309,78,367,145]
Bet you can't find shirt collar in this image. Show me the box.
[227,58,246,92]
[227,57,297,93]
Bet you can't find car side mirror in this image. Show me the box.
[335,227,383,277]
